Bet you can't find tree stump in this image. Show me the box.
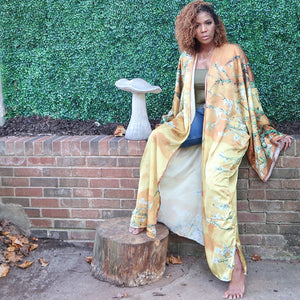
[91,217,169,287]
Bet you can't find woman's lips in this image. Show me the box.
[202,36,209,40]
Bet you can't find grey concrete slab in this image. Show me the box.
[0,240,299,300]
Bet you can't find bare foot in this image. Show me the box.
[223,251,245,299]
[129,227,145,235]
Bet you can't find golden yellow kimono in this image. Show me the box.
[130,43,285,281]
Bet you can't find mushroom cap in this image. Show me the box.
[115,78,161,94]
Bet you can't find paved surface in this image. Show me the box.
[0,240,299,300]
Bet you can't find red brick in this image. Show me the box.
[90,179,119,188]
[30,177,58,187]
[1,177,29,187]
[60,198,89,208]
[244,224,278,234]
[266,190,300,200]
[248,169,260,179]
[249,179,282,189]
[262,235,287,247]
[120,178,139,189]
[282,157,300,168]
[237,190,248,200]
[31,198,59,208]
[4,137,19,155]
[28,157,56,166]
[99,136,111,155]
[2,197,30,206]
[87,157,117,167]
[30,219,53,228]
[59,178,88,187]
[104,189,134,199]
[57,157,86,167]
[25,208,41,217]
[117,138,129,156]
[15,167,42,177]
[238,169,249,179]
[86,220,102,229]
[132,168,140,178]
[80,136,96,155]
[279,225,300,234]
[239,234,262,245]
[236,179,248,190]
[101,168,133,178]
[71,209,100,218]
[89,199,120,208]
[247,189,265,200]
[72,168,102,177]
[25,137,41,156]
[0,157,26,166]
[108,137,120,155]
[267,212,299,223]
[283,201,300,211]
[73,188,103,198]
[70,230,95,240]
[71,137,82,156]
[250,200,284,212]
[52,136,68,155]
[54,219,85,228]
[14,137,28,155]
[237,211,265,223]
[15,188,43,197]
[120,199,136,209]
[0,187,14,196]
[0,167,13,176]
[43,167,72,177]
[128,140,140,155]
[33,136,52,155]
[42,209,70,218]
[117,157,141,167]
[237,200,249,211]
[61,137,72,156]
[270,168,299,179]
[281,179,300,190]
[44,188,72,198]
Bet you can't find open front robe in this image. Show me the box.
[130,43,284,281]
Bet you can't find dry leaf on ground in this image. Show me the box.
[85,256,92,264]
[17,261,34,269]
[0,264,10,277]
[114,125,126,137]
[168,254,183,265]
[112,293,128,298]
[29,244,39,251]
[5,251,23,263]
[251,253,262,261]
[38,258,49,267]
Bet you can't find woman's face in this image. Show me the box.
[194,11,216,46]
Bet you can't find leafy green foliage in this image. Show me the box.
[0,0,299,123]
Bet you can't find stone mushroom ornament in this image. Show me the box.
[115,78,161,140]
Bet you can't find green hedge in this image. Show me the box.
[0,0,299,123]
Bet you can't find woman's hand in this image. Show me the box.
[278,135,294,151]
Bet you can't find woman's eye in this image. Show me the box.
[206,21,212,25]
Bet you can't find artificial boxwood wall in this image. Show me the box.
[0,0,299,123]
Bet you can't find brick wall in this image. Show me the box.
[0,135,299,259]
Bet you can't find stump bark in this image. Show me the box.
[91,217,169,287]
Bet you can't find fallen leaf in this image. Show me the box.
[20,245,30,257]
[1,231,10,236]
[38,258,49,267]
[5,251,23,263]
[85,256,92,264]
[6,246,16,252]
[112,293,128,298]
[168,254,183,265]
[114,125,126,137]
[0,264,10,277]
[251,254,261,261]
[29,243,39,251]
[17,261,34,269]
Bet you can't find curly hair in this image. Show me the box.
[175,1,228,55]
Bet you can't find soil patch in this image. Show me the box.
[0,115,299,136]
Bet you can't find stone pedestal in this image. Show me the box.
[91,217,169,287]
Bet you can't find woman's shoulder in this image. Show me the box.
[219,42,245,55]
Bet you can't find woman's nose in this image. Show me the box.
[201,25,207,32]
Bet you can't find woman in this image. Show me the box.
[129,1,293,299]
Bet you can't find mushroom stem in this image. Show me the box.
[125,92,152,140]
